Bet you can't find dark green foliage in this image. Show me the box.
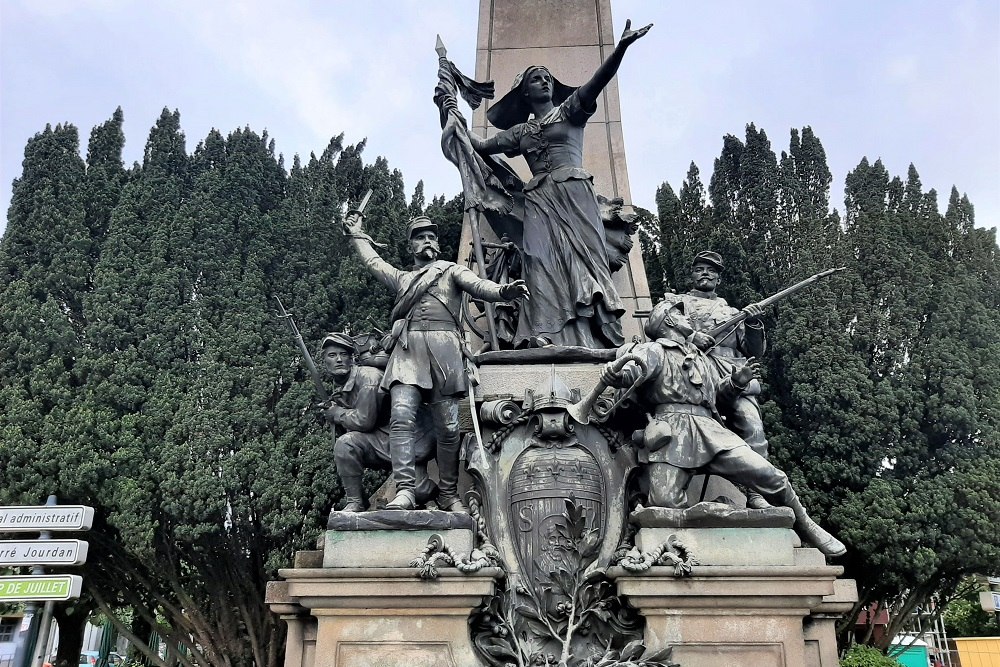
[0,109,444,666]
[645,124,1000,650]
[944,579,1000,637]
[840,644,902,667]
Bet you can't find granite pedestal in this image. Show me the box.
[267,510,498,667]
[610,504,856,667]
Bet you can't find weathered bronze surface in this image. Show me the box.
[344,211,528,511]
[599,299,847,558]
[316,331,436,514]
[631,503,795,529]
[327,509,475,531]
[271,7,857,666]
[444,21,652,350]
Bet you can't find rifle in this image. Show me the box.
[275,296,330,403]
[706,267,846,344]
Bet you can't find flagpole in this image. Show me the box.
[436,35,501,352]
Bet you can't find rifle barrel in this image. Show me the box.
[705,267,845,340]
[276,296,329,402]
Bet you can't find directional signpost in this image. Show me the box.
[0,497,93,667]
[0,540,89,566]
[0,575,83,602]
[0,505,94,532]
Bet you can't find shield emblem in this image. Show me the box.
[508,444,606,585]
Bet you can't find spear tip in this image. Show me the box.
[435,34,447,58]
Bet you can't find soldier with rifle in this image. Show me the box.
[679,251,769,507]
[679,252,843,508]
[317,332,437,513]
[276,301,440,513]
[601,297,846,556]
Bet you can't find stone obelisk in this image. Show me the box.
[463,0,652,342]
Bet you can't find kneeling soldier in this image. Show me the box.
[319,332,436,512]
[602,298,846,557]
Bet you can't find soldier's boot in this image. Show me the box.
[386,488,417,511]
[432,398,468,513]
[732,400,771,511]
[339,474,368,513]
[387,385,422,511]
[745,490,771,510]
[414,473,439,508]
[776,487,846,557]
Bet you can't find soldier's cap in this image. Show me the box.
[644,296,685,339]
[406,215,438,239]
[320,332,357,353]
[691,250,724,271]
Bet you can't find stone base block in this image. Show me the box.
[267,567,500,667]
[806,578,859,667]
[323,528,473,568]
[610,562,852,667]
[637,527,798,566]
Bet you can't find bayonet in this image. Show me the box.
[276,296,329,403]
[706,267,847,344]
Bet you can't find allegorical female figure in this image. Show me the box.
[469,20,652,349]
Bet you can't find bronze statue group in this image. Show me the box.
[319,20,845,558]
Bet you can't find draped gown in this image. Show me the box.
[490,91,625,349]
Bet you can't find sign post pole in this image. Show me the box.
[0,496,92,667]
[7,496,58,667]
[12,605,38,667]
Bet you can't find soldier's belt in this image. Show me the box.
[653,403,713,418]
[408,320,456,331]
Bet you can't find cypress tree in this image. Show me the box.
[649,125,999,646]
[0,119,117,661]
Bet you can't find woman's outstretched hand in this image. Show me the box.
[619,19,653,48]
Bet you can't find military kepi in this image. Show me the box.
[406,216,438,239]
[320,332,357,353]
[692,250,724,271]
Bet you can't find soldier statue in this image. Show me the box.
[681,250,770,508]
[601,297,846,556]
[318,332,437,512]
[344,212,530,511]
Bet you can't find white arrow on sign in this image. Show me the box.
[0,505,94,532]
[0,539,89,566]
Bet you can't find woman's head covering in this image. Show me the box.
[486,65,576,130]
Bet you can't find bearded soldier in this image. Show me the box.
[345,212,530,511]
[681,251,769,508]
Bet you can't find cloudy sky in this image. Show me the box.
[2,0,998,237]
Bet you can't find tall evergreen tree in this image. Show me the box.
[652,162,711,296]
[0,118,119,662]
[645,124,999,650]
[1,109,448,665]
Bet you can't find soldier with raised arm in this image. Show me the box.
[344,212,530,511]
